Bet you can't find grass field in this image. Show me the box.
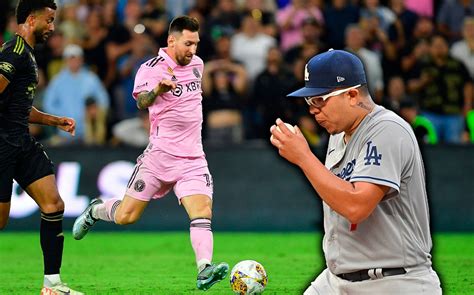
[0,232,472,294]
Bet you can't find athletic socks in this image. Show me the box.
[92,198,121,223]
[43,274,61,287]
[40,211,64,276]
[190,218,213,272]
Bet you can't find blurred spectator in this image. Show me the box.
[209,33,234,61]
[82,8,109,81]
[84,97,107,146]
[451,17,474,79]
[102,0,132,88]
[252,47,297,138]
[202,58,248,145]
[231,13,277,82]
[58,3,87,44]
[165,0,194,18]
[437,0,474,42]
[112,109,150,147]
[359,7,398,80]
[345,24,384,102]
[116,32,156,120]
[242,0,278,38]
[276,0,324,51]
[193,0,214,18]
[400,17,434,74]
[387,0,419,46]
[408,34,473,144]
[207,0,242,39]
[284,17,324,64]
[323,0,359,49]
[399,98,438,145]
[382,76,410,113]
[141,0,168,48]
[43,44,110,145]
[359,0,395,33]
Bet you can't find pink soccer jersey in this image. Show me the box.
[132,48,205,157]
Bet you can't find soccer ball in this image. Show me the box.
[230,260,268,294]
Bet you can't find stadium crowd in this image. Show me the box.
[1,0,473,147]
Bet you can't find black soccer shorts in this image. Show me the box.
[0,138,54,202]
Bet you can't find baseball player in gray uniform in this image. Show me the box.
[270,49,442,294]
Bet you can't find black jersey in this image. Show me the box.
[0,35,39,146]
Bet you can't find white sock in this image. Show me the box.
[92,204,111,221]
[44,274,61,287]
[197,259,211,273]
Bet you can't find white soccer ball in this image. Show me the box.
[230,260,268,294]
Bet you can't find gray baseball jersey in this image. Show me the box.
[323,105,433,274]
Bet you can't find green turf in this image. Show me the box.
[0,232,472,294]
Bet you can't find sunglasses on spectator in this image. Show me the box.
[304,84,361,108]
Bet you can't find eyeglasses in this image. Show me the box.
[304,84,361,108]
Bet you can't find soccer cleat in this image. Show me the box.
[72,198,103,240]
[40,282,84,295]
[196,262,229,291]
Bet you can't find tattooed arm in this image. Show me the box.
[136,89,158,110]
[136,79,176,110]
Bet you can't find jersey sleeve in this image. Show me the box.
[132,64,162,100]
[350,121,415,194]
[0,47,24,82]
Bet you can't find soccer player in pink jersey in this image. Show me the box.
[72,16,229,291]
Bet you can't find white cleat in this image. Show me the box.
[40,282,84,295]
[72,198,103,240]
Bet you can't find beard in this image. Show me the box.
[34,29,51,44]
[176,54,192,66]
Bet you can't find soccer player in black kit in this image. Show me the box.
[0,1,82,294]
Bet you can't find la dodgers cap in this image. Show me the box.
[287,49,367,98]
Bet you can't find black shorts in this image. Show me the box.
[0,138,54,202]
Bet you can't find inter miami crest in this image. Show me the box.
[193,68,201,78]
[134,179,146,192]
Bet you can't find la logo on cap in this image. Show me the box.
[337,76,345,82]
[304,64,310,81]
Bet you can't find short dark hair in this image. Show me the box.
[168,15,199,35]
[357,84,369,97]
[16,0,57,25]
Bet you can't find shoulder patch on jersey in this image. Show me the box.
[13,36,25,55]
[363,141,382,166]
[0,61,15,74]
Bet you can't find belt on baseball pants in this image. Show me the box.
[337,267,407,282]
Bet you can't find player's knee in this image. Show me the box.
[40,196,65,213]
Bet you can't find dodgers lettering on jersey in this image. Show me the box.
[322,105,433,274]
[132,48,204,157]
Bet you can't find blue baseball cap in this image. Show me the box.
[287,49,367,98]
